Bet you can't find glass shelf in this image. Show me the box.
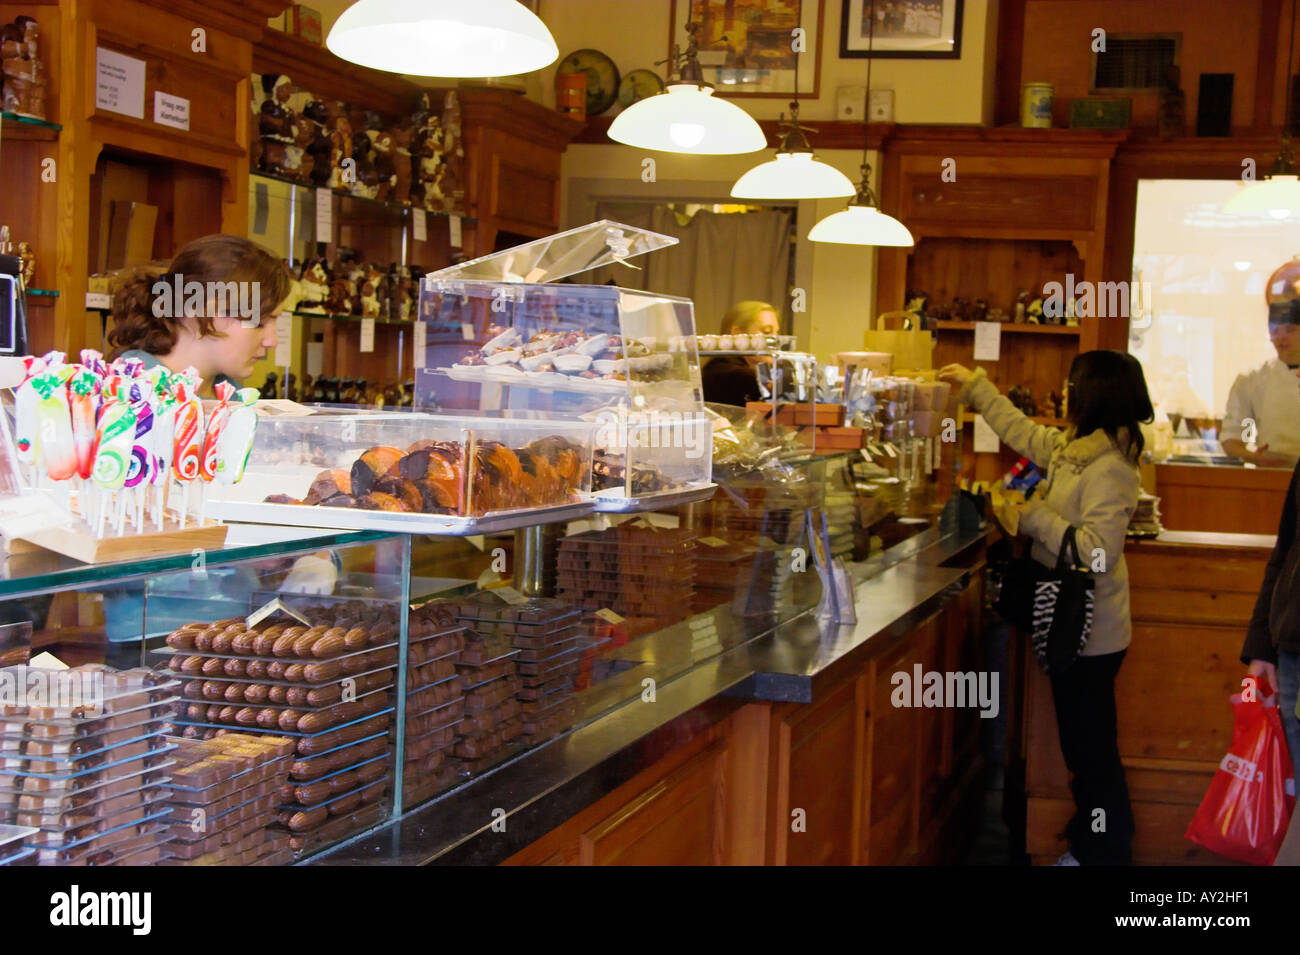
[0,523,389,598]
[250,170,476,223]
[1,110,60,141]
[292,310,414,326]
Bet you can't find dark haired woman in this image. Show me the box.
[939,351,1155,866]
[107,234,291,395]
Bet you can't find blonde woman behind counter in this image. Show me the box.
[701,300,780,407]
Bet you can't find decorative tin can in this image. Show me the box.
[1021,82,1054,128]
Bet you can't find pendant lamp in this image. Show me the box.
[732,102,855,199]
[808,0,912,245]
[325,0,559,78]
[608,22,765,155]
[1223,1,1300,219]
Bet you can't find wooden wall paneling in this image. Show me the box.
[867,628,925,864]
[1029,795,1236,866]
[767,676,862,866]
[725,702,771,866]
[1153,461,1290,534]
[577,738,728,866]
[913,617,945,834]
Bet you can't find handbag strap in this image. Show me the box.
[1055,525,1083,571]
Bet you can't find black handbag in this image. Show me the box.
[989,525,1095,675]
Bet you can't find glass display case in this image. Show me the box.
[205,410,597,534]
[413,221,715,511]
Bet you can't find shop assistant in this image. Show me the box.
[701,300,780,407]
[1221,297,1300,467]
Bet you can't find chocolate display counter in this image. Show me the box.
[1153,460,1290,535]
[0,450,984,866]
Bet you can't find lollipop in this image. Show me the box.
[68,368,98,481]
[150,374,177,529]
[215,387,260,485]
[91,398,136,538]
[30,370,76,482]
[172,383,203,528]
[197,382,234,525]
[124,384,156,531]
[13,355,47,477]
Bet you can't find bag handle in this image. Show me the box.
[1055,525,1084,571]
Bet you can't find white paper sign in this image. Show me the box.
[413,322,427,368]
[449,215,463,248]
[360,317,375,352]
[461,322,475,341]
[973,414,1000,453]
[274,313,292,366]
[492,585,528,605]
[411,208,427,242]
[315,187,333,244]
[973,321,1001,361]
[153,91,190,131]
[95,47,146,119]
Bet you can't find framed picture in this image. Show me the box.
[669,0,824,99]
[839,0,963,59]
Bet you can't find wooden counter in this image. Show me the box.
[1155,462,1290,534]
[1023,531,1274,864]
[503,537,989,866]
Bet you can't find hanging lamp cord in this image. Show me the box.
[851,0,880,207]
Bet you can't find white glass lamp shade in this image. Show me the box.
[325,0,559,78]
[608,84,765,155]
[808,205,914,247]
[732,152,856,199]
[1222,175,1300,220]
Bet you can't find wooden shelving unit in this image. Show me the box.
[876,126,1126,481]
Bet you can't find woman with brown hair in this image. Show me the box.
[107,234,292,395]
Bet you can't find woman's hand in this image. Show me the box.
[1247,658,1278,695]
[937,363,975,390]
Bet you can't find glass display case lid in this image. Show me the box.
[429,220,677,285]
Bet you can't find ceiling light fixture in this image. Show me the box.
[608,22,765,155]
[325,0,559,78]
[808,0,912,245]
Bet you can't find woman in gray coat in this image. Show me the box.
[939,350,1154,865]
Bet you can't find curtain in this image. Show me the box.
[588,203,792,334]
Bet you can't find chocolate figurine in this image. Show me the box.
[297,258,330,314]
[16,240,35,288]
[327,102,353,191]
[301,100,334,187]
[2,15,45,118]
[258,74,297,176]
[369,128,397,202]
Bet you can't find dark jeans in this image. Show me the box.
[1049,649,1134,865]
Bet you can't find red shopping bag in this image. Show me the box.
[1186,677,1296,865]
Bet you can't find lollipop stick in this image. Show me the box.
[199,485,207,527]
[179,483,188,530]
[96,489,106,539]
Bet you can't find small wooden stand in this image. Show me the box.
[10,517,228,563]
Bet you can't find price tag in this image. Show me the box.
[595,608,625,625]
[274,313,292,366]
[492,585,529,605]
[465,534,486,552]
[973,321,1001,361]
[412,208,427,243]
[245,597,311,629]
[698,536,728,548]
[315,188,333,244]
[973,414,1000,453]
[449,215,463,248]
[360,317,375,352]
[461,322,475,341]
[413,322,427,369]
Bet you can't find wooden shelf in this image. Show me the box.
[935,320,1080,336]
[961,411,1066,428]
[2,111,60,141]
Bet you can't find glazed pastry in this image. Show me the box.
[303,469,352,506]
[350,446,403,496]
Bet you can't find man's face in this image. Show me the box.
[1269,319,1300,365]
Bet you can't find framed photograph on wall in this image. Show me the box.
[669,0,824,98]
[839,0,963,59]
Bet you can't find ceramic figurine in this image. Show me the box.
[16,240,35,287]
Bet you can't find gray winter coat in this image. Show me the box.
[960,368,1141,656]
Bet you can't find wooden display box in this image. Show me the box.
[797,426,865,451]
[746,402,845,428]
